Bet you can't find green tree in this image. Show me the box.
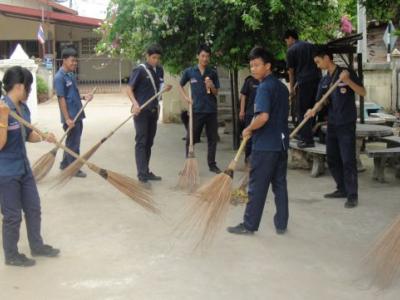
[98,0,342,147]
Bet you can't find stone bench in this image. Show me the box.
[289,140,327,177]
[366,147,400,183]
[380,136,400,146]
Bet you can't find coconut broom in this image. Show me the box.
[181,136,249,247]
[32,87,97,182]
[363,214,400,288]
[55,85,172,186]
[289,78,341,139]
[176,94,199,192]
[7,108,158,214]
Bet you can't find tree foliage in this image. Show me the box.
[97,0,342,74]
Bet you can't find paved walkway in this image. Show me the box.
[1,94,399,299]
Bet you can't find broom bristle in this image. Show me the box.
[364,215,400,288]
[176,157,199,193]
[53,142,102,187]
[32,150,56,182]
[178,173,233,248]
[91,167,159,214]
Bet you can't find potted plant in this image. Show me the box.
[37,76,49,103]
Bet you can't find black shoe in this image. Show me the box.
[146,172,162,181]
[276,228,287,235]
[209,166,222,174]
[297,141,315,148]
[74,170,87,178]
[324,190,347,199]
[5,253,36,267]
[31,244,60,257]
[227,223,254,235]
[345,198,358,208]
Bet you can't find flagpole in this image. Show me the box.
[41,7,45,58]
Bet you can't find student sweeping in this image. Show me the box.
[0,66,60,267]
[127,44,164,184]
[228,47,289,235]
[305,46,366,208]
[179,44,221,174]
[54,47,93,177]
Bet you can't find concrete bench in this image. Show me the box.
[367,147,400,182]
[289,140,327,177]
[380,136,400,146]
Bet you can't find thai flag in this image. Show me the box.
[37,24,45,45]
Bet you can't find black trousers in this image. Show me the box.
[60,120,83,169]
[326,123,358,200]
[134,109,158,180]
[296,80,320,143]
[0,171,44,259]
[244,150,289,231]
[181,110,189,133]
[185,112,218,168]
[244,114,253,161]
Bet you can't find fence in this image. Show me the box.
[55,57,134,94]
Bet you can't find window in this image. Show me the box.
[81,38,98,55]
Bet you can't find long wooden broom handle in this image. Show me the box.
[188,86,194,153]
[289,79,341,139]
[8,109,94,168]
[103,87,170,141]
[59,87,97,144]
[227,136,249,172]
[233,136,250,162]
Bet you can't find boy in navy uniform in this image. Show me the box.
[127,45,164,184]
[54,47,93,177]
[0,66,59,267]
[179,44,221,173]
[305,47,366,208]
[228,47,289,235]
[284,29,321,148]
[239,75,259,163]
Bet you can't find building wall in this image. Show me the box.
[0,14,54,40]
[1,0,43,10]
[363,63,394,111]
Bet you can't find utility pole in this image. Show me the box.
[357,0,368,63]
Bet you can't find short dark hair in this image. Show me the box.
[283,29,299,40]
[313,45,333,60]
[249,47,274,67]
[2,66,32,93]
[61,47,78,60]
[197,44,211,55]
[147,44,163,56]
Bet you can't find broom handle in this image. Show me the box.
[59,87,97,144]
[188,86,194,153]
[290,79,341,139]
[103,87,168,141]
[227,137,249,171]
[8,109,94,168]
[233,136,250,162]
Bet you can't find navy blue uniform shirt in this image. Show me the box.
[252,75,289,152]
[316,67,362,126]
[128,63,164,110]
[286,40,321,84]
[0,96,32,176]
[180,66,220,113]
[240,76,259,116]
[54,67,84,124]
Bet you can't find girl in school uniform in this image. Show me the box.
[0,66,60,267]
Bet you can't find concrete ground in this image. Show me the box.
[1,94,400,300]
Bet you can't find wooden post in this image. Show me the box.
[357,53,365,124]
